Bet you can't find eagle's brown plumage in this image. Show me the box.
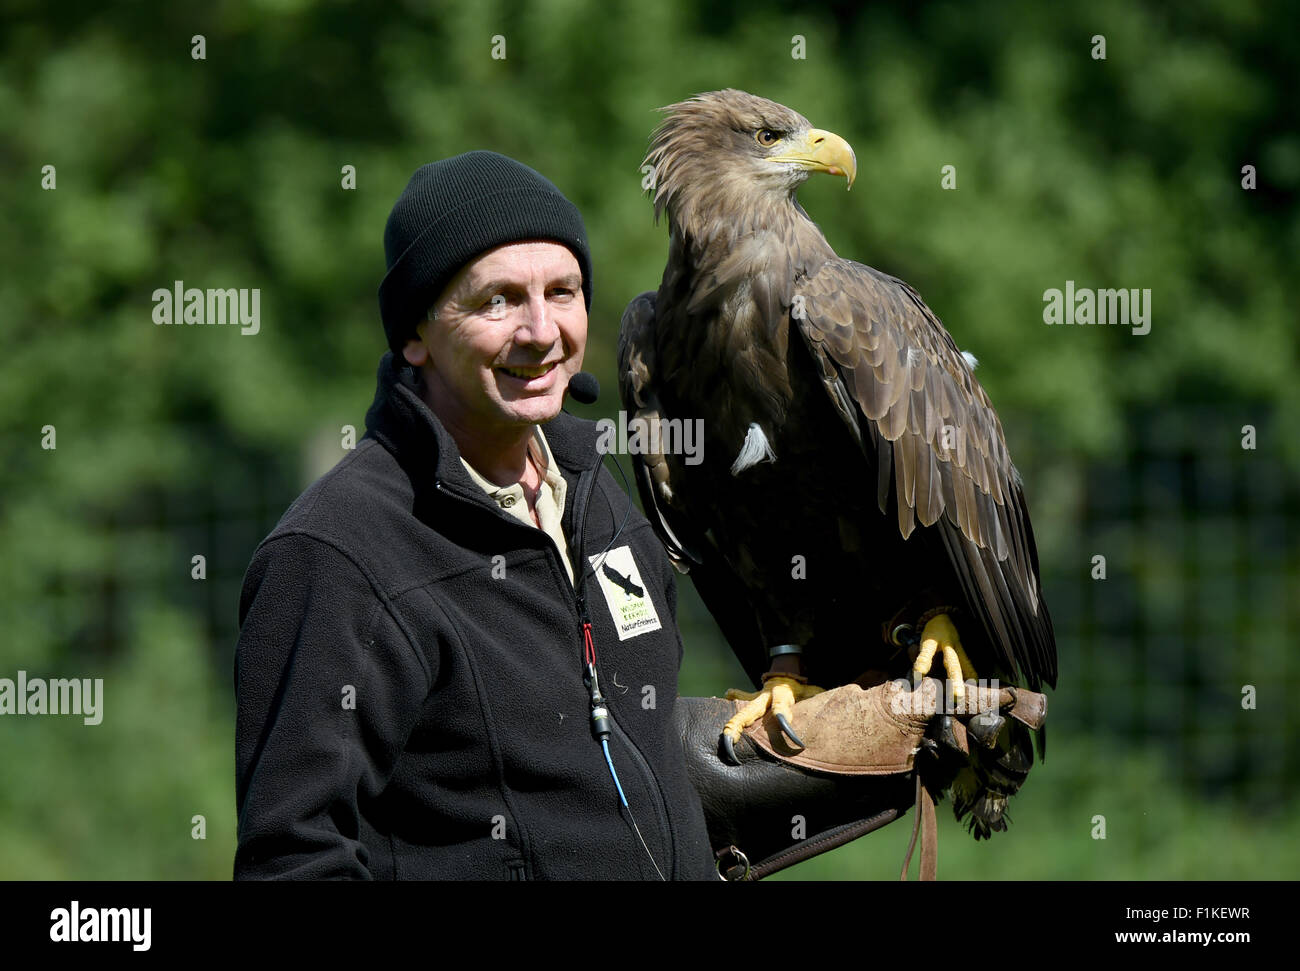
[619,89,1057,838]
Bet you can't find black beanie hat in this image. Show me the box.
[378,151,593,359]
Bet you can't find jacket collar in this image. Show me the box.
[363,352,602,507]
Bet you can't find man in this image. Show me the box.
[234,151,716,879]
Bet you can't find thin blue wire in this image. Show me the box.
[601,738,629,808]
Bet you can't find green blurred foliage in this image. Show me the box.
[0,0,1296,879]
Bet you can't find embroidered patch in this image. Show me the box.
[589,545,663,641]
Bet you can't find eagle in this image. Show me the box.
[617,89,1058,839]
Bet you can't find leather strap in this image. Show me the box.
[718,807,904,881]
[900,774,938,881]
[1004,686,1048,730]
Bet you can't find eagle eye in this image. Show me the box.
[756,128,781,147]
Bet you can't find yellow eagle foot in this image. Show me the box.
[719,676,825,764]
[912,613,978,705]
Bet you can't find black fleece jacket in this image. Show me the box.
[234,353,715,880]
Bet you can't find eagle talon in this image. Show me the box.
[718,675,823,764]
[935,714,964,754]
[719,732,740,766]
[967,712,1005,749]
[775,712,804,750]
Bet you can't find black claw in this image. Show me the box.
[719,732,740,766]
[775,713,805,750]
[967,712,1005,749]
[935,714,964,754]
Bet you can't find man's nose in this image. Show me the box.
[518,293,560,346]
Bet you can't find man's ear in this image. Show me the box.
[402,322,429,367]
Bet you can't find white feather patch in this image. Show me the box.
[962,350,979,370]
[730,423,776,475]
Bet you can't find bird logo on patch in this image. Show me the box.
[589,546,661,640]
[601,562,645,600]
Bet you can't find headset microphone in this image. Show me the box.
[567,371,600,405]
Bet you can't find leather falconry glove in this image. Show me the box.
[673,676,1048,881]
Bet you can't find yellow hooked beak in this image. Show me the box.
[766,128,857,189]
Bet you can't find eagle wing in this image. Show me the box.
[794,258,1056,691]
[616,291,695,567]
[617,290,774,686]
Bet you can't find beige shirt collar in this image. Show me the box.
[460,426,574,585]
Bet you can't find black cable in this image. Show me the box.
[574,451,665,879]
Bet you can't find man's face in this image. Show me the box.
[404,240,587,433]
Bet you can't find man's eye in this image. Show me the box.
[482,294,509,313]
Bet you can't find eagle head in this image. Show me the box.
[643,89,857,236]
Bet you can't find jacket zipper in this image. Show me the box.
[436,463,678,876]
[569,462,676,879]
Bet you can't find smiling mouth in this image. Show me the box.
[498,363,558,380]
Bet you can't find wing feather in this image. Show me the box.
[794,259,1055,690]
